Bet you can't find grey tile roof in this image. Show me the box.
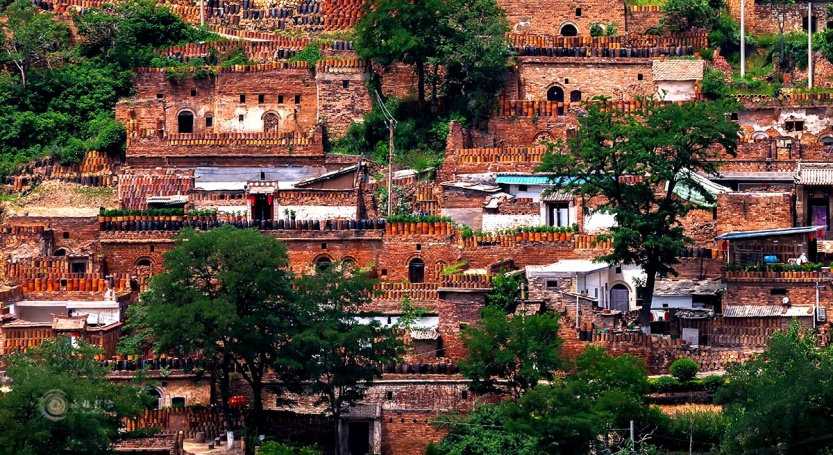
[652,59,704,81]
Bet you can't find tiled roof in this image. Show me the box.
[795,162,833,185]
[723,305,814,318]
[652,59,704,81]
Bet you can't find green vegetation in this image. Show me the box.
[259,441,321,455]
[287,42,321,68]
[385,214,452,223]
[485,270,523,313]
[459,307,563,400]
[661,0,724,32]
[100,208,185,217]
[536,100,740,333]
[427,405,540,455]
[0,0,216,177]
[725,262,824,272]
[669,358,699,382]
[0,337,153,455]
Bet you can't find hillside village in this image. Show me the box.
[3,0,833,453]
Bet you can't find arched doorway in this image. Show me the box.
[610,284,630,312]
[547,86,565,102]
[263,112,279,133]
[559,23,578,36]
[177,111,194,134]
[135,257,154,292]
[409,258,425,283]
[147,387,163,410]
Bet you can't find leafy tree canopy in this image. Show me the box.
[0,336,152,455]
[536,99,739,333]
[459,306,563,400]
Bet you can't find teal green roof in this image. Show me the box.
[495,175,553,185]
[669,172,731,208]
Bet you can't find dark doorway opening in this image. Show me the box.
[409,258,425,283]
[347,422,370,455]
[547,86,565,102]
[177,111,194,134]
[252,194,273,221]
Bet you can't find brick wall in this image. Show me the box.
[716,192,793,235]
[317,60,373,139]
[517,57,654,101]
[498,0,627,35]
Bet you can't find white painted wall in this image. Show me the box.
[481,214,542,232]
[656,81,696,102]
[278,205,356,220]
[583,211,616,233]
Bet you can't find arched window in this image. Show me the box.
[570,90,582,102]
[177,111,194,134]
[409,258,425,283]
[147,387,163,410]
[342,257,356,269]
[751,132,769,143]
[315,256,332,272]
[560,23,578,37]
[820,135,833,147]
[137,258,152,267]
[610,284,630,312]
[263,112,279,133]
[53,249,67,257]
[547,86,565,102]
[205,113,214,128]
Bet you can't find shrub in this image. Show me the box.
[670,358,699,382]
[260,441,321,455]
[701,68,728,100]
[652,375,680,393]
[702,374,726,392]
[589,22,604,37]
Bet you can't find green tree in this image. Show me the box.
[0,336,151,455]
[486,270,522,312]
[506,347,653,454]
[292,262,405,455]
[355,0,450,108]
[536,100,739,334]
[0,0,70,88]
[128,226,300,437]
[660,0,724,32]
[438,0,511,120]
[716,321,833,454]
[759,0,796,67]
[459,306,563,400]
[428,404,541,455]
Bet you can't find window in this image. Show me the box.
[238,114,244,122]
[239,94,246,103]
[149,245,155,252]
[804,16,818,33]
[751,132,768,143]
[409,258,425,283]
[730,112,739,120]
[387,391,393,400]
[177,111,194,133]
[205,115,213,128]
[263,112,279,132]
[278,94,284,104]
[570,90,582,102]
[171,397,186,408]
[54,249,67,257]
[343,80,349,89]
[560,23,578,36]
[564,78,569,84]
[548,203,571,227]
[518,184,528,192]
[70,259,87,274]
[258,93,265,104]
[575,8,581,16]
[462,391,468,399]
[156,94,164,99]
[316,256,332,272]
[771,288,788,296]
[137,259,152,267]
[321,242,327,250]
[62,232,69,239]
[615,266,622,274]
[294,94,301,104]
[546,280,559,289]
[821,135,833,147]
[416,244,421,251]
[786,120,805,132]
[637,73,644,81]
[190,89,196,97]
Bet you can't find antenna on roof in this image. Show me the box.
[374,90,398,217]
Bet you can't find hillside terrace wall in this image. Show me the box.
[517,57,655,102]
[498,0,627,35]
[5,216,99,258]
[727,0,832,35]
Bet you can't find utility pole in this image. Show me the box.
[740,0,746,77]
[374,90,397,217]
[809,2,814,88]
[200,0,205,26]
[387,119,394,216]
